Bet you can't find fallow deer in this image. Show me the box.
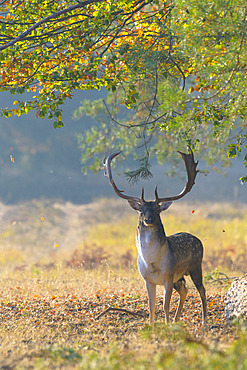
[104,150,207,325]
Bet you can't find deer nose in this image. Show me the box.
[144,217,153,225]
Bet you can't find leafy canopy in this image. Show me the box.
[0,0,246,181]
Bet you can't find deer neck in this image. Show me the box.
[137,216,167,249]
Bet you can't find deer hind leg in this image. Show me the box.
[146,281,156,325]
[190,266,207,325]
[173,277,188,322]
[163,279,173,324]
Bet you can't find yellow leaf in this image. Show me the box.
[137,28,143,37]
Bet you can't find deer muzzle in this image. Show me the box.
[144,216,155,226]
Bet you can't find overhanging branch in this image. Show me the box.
[0,0,102,51]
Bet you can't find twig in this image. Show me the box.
[95,306,145,320]
[207,274,239,284]
[210,277,237,284]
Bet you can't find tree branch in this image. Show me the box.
[0,0,102,51]
[99,1,148,58]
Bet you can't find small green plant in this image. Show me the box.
[141,322,187,342]
[204,268,231,284]
[45,347,82,363]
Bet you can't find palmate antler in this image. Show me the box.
[154,149,199,203]
[104,149,199,204]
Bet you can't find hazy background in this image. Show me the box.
[0,90,246,204]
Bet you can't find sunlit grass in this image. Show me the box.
[83,215,137,257]
[0,200,246,275]
[82,202,247,274]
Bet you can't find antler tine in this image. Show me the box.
[104,151,142,202]
[155,148,199,204]
[141,187,145,201]
[154,186,159,203]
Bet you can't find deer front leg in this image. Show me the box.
[146,281,156,325]
[163,279,173,324]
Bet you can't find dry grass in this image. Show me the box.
[0,199,246,368]
[0,267,244,369]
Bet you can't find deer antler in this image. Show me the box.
[103,151,142,202]
[155,148,199,203]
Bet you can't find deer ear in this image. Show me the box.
[128,199,141,211]
[159,201,173,212]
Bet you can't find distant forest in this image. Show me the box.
[0,90,246,204]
